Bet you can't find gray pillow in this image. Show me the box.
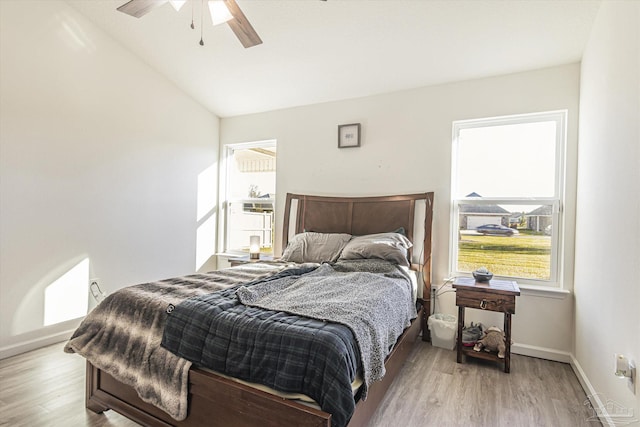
[338,232,412,267]
[280,232,352,263]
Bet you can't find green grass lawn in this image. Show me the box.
[458,232,551,280]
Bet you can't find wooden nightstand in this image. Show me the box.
[453,277,520,373]
[228,255,274,267]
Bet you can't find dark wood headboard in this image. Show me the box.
[282,192,433,341]
[282,192,434,332]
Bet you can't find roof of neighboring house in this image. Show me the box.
[459,205,510,214]
[459,192,510,214]
[526,205,553,216]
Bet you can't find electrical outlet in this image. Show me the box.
[628,360,636,394]
[89,278,106,302]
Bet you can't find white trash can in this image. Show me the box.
[427,313,457,350]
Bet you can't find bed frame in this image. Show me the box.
[85,192,434,427]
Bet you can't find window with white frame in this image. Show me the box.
[450,111,566,285]
[223,140,276,255]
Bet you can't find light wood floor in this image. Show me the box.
[0,340,599,427]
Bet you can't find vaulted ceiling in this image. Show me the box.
[67,0,601,118]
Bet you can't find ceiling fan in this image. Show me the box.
[117,0,262,48]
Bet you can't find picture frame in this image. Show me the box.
[338,123,361,148]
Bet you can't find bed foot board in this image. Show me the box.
[85,360,331,427]
[83,309,425,427]
[85,362,109,414]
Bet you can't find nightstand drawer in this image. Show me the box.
[455,289,516,314]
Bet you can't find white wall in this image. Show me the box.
[0,0,219,358]
[221,64,581,356]
[575,1,640,422]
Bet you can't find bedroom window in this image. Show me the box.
[222,140,276,255]
[450,111,566,285]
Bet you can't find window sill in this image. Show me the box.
[217,252,242,258]
[517,283,570,299]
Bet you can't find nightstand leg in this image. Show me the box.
[457,306,465,363]
[504,313,512,373]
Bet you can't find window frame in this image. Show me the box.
[449,111,567,286]
[220,139,276,256]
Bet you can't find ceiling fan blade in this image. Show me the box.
[117,0,168,18]
[223,0,262,48]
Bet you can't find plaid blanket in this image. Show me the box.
[162,260,415,427]
[64,264,284,420]
[236,260,415,396]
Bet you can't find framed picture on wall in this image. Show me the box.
[338,123,361,148]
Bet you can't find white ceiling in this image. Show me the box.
[67,0,601,118]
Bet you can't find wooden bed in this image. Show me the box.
[85,192,434,427]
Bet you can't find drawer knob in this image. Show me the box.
[480,300,487,309]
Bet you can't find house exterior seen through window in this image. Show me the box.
[223,141,276,255]
[450,111,566,285]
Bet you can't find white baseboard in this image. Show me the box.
[569,355,616,427]
[0,329,75,360]
[511,343,573,363]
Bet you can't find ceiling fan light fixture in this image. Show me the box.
[117,0,260,48]
[208,0,233,26]
[169,0,186,11]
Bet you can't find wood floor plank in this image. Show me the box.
[369,341,600,427]
[0,341,599,427]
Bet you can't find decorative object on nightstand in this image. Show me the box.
[249,235,260,260]
[453,277,520,373]
[472,267,493,282]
